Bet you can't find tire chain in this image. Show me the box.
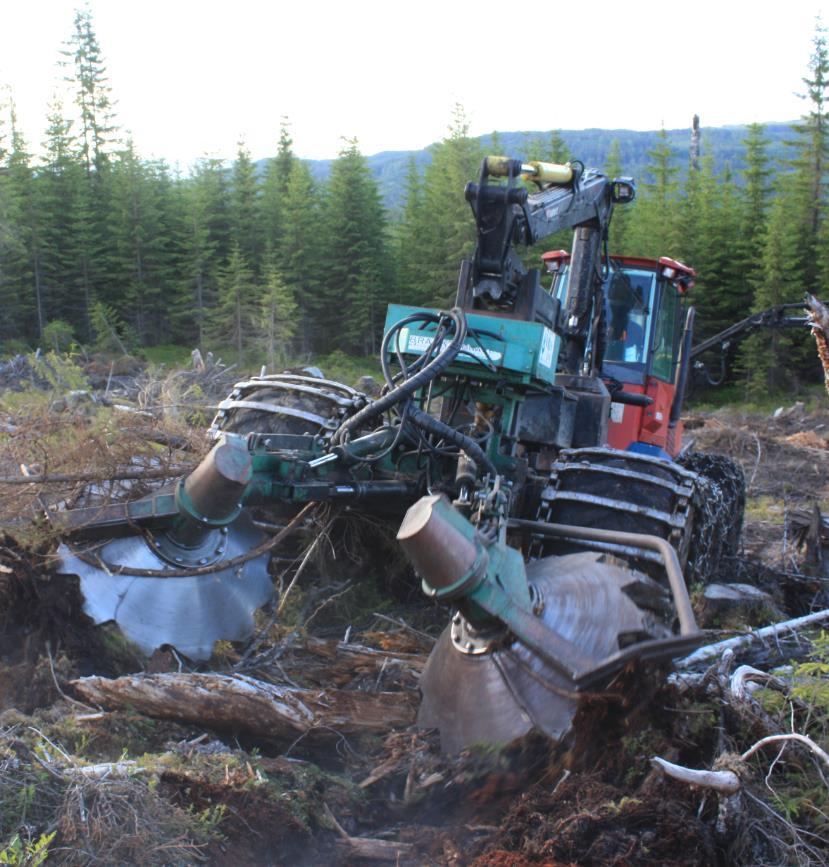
[530,448,744,587]
[677,452,746,585]
[530,447,696,571]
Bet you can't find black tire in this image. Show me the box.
[534,448,697,575]
[215,375,366,438]
[220,388,338,436]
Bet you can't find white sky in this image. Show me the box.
[0,0,826,171]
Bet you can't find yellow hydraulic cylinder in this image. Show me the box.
[484,155,573,184]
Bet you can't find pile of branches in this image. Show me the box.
[656,615,829,865]
[0,406,201,546]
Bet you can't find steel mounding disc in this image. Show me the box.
[58,511,273,660]
[417,628,540,752]
[418,551,669,753]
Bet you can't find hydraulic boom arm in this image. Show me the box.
[460,156,635,373]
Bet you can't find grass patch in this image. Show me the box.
[310,350,383,385]
[744,495,787,524]
[142,344,192,366]
[690,381,828,413]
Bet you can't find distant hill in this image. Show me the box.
[256,123,796,213]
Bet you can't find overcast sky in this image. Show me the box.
[0,0,825,171]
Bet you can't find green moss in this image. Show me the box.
[141,748,364,834]
[602,796,642,815]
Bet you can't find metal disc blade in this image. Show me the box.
[418,628,541,752]
[524,550,663,657]
[58,512,273,660]
[419,552,663,753]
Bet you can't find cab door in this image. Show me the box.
[623,280,683,456]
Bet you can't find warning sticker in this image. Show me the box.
[539,328,555,368]
[404,331,503,364]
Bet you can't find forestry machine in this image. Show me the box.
[58,156,745,752]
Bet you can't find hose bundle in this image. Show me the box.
[329,307,496,477]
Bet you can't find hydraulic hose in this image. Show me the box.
[406,405,497,477]
[330,308,468,445]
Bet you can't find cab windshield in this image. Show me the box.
[603,268,655,368]
[550,261,659,379]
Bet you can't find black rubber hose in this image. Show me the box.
[380,311,443,387]
[331,308,468,445]
[406,405,497,477]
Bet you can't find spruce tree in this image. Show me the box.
[793,21,829,256]
[741,123,773,263]
[230,141,262,276]
[319,138,388,353]
[209,244,260,364]
[730,121,774,354]
[393,155,427,305]
[37,99,82,330]
[746,20,829,392]
[62,7,117,178]
[65,162,99,341]
[3,107,43,339]
[417,105,483,307]
[681,153,743,342]
[744,193,805,394]
[261,118,295,260]
[258,262,298,368]
[59,8,120,337]
[178,158,228,347]
[547,129,570,164]
[624,126,681,258]
[279,159,322,353]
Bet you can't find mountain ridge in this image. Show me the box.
[256,122,796,211]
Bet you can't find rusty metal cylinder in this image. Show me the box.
[181,436,253,522]
[397,494,486,597]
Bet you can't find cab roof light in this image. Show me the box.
[541,249,570,274]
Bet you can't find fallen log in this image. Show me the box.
[0,466,195,485]
[71,672,417,738]
[676,608,829,669]
[64,760,144,780]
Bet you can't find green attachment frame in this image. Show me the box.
[384,304,561,386]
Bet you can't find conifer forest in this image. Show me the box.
[0,11,827,396]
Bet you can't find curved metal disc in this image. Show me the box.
[58,512,272,660]
[419,551,666,753]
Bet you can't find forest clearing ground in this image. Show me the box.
[1,376,829,865]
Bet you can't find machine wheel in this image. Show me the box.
[211,373,368,439]
[677,451,745,584]
[531,447,745,588]
[209,375,369,571]
[532,447,697,577]
[209,374,412,600]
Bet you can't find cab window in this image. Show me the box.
[651,285,680,381]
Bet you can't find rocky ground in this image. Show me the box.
[1,356,828,866]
